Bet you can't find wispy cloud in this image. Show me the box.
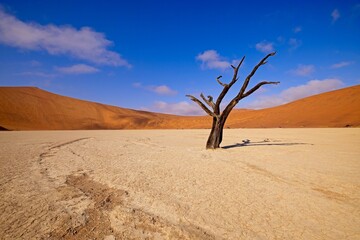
[245,79,344,109]
[331,9,340,23]
[0,8,131,67]
[353,4,360,17]
[132,82,142,88]
[29,60,42,67]
[133,83,177,96]
[330,61,354,69]
[55,64,100,74]
[255,41,274,53]
[293,26,302,33]
[277,36,286,44]
[289,64,315,76]
[152,85,177,95]
[16,71,55,78]
[288,38,302,50]
[196,50,232,70]
[151,101,205,115]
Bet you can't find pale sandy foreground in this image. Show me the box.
[0,129,359,239]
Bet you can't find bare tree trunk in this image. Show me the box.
[206,117,224,149]
[206,109,233,149]
[187,52,279,149]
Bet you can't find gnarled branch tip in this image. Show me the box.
[269,51,276,56]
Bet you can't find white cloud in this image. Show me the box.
[133,83,177,96]
[0,8,130,67]
[280,79,343,101]
[151,101,205,116]
[330,61,354,69]
[288,38,302,50]
[293,26,302,33]
[196,50,232,70]
[331,9,340,22]
[255,41,274,53]
[290,64,315,76]
[196,50,219,62]
[245,79,344,109]
[55,64,100,74]
[152,85,177,95]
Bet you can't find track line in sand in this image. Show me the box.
[49,137,92,150]
[36,137,216,239]
[1,129,359,239]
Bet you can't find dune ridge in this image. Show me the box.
[0,85,359,130]
[0,87,171,130]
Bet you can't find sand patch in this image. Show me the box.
[0,129,359,239]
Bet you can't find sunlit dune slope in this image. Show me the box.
[155,85,360,128]
[0,85,359,130]
[0,87,173,130]
[225,85,360,128]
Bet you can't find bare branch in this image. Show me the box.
[186,52,278,149]
[186,95,217,118]
[207,95,215,109]
[242,81,280,98]
[221,52,277,119]
[238,52,276,97]
[222,81,279,119]
[214,56,246,114]
[216,76,227,87]
[200,93,216,110]
[229,56,246,86]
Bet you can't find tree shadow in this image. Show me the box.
[222,141,313,149]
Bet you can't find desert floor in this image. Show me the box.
[0,129,359,239]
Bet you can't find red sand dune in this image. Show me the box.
[0,85,359,130]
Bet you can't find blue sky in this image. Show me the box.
[0,0,359,115]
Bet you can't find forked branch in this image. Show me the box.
[186,52,279,149]
[214,56,245,114]
[238,52,276,97]
[221,52,278,118]
[242,81,280,98]
[200,93,215,110]
[186,94,218,118]
[216,76,227,87]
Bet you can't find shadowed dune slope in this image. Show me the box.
[0,85,359,130]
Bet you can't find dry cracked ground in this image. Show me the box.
[0,129,359,239]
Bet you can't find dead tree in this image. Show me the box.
[186,52,279,149]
